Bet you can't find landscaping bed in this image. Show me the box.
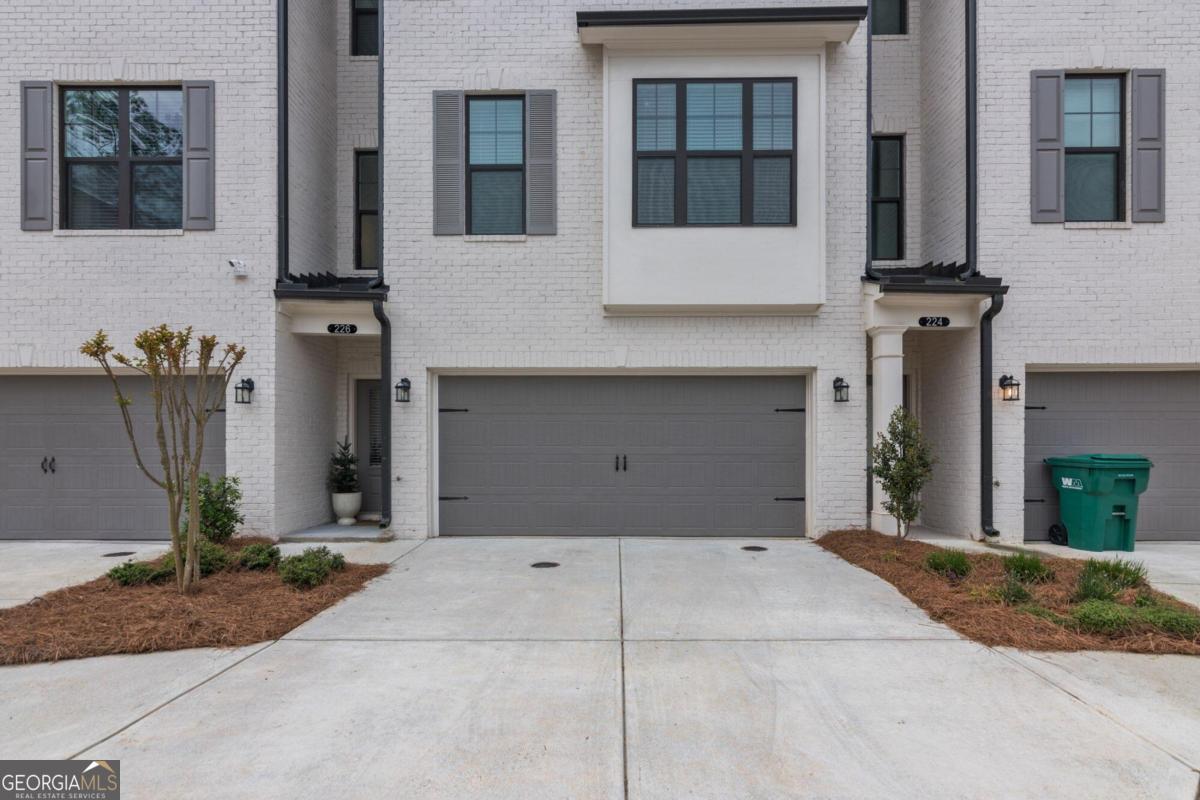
[819,530,1200,655]
[0,539,387,666]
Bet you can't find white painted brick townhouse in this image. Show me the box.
[2,1,1197,546]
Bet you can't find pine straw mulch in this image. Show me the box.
[0,539,387,666]
[818,529,1200,655]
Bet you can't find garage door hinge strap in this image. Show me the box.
[439,496,469,501]
[774,496,805,502]
[439,408,470,413]
[1024,498,1045,503]
[1025,406,1047,410]
[774,407,805,413]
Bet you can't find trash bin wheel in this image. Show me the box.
[1048,523,1068,546]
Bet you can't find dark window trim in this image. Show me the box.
[350,0,378,57]
[464,94,526,235]
[1064,73,1125,223]
[59,84,183,230]
[354,148,378,270]
[871,0,908,36]
[871,134,904,260]
[631,77,798,228]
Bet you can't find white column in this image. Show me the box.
[870,326,907,532]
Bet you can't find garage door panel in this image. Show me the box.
[1024,372,1200,542]
[439,376,806,536]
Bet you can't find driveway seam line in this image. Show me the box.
[67,640,278,760]
[619,537,629,800]
[387,538,430,565]
[990,647,1200,773]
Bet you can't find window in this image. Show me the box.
[633,78,795,227]
[351,0,378,56]
[61,87,183,230]
[873,0,907,35]
[871,136,904,260]
[355,150,378,269]
[1064,75,1123,222]
[466,96,525,234]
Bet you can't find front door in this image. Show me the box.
[354,379,383,514]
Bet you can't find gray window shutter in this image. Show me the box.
[1030,70,1065,223]
[20,81,53,231]
[182,81,216,230]
[432,90,465,235]
[525,89,557,235]
[1131,69,1165,223]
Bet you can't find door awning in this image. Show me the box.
[577,6,866,47]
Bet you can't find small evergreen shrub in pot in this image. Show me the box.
[328,439,362,526]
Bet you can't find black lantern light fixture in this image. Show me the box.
[395,377,411,403]
[833,376,850,403]
[234,378,255,405]
[999,374,1021,402]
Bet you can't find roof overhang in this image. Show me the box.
[276,298,382,337]
[577,6,867,47]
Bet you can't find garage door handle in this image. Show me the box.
[49,457,56,474]
[623,455,627,472]
[41,457,48,474]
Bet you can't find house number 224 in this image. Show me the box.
[918,316,951,328]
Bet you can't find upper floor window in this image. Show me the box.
[871,136,904,260]
[633,78,795,227]
[61,87,183,229]
[873,0,907,35]
[1064,75,1123,222]
[355,150,378,269]
[351,0,378,56]
[466,96,525,234]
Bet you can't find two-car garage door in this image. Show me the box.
[438,376,806,536]
[1024,371,1200,541]
[0,376,225,540]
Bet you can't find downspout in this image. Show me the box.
[277,0,290,283]
[864,0,882,280]
[961,0,978,277]
[369,2,391,529]
[979,291,1004,537]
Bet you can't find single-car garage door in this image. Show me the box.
[1025,371,1200,541]
[438,376,806,536]
[0,376,226,540]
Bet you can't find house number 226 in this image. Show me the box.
[327,323,358,334]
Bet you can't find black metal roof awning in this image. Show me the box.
[274,272,389,301]
[866,262,1008,295]
[576,6,868,28]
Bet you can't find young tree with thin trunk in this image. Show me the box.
[870,407,936,540]
[81,326,246,593]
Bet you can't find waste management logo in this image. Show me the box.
[1,760,119,800]
[1060,477,1085,491]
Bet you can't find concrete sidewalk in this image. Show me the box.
[2,538,1198,799]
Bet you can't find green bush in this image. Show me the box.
[1017,604,1067,625]
[1003,553,1054,584]
[1075,558,1147,602]
[1071,599,1135,635]
[107,560,157,586]
[1136,605,1200,638]
[155,539,232,580]
[925,549,972,580]
[184,474,244,544]
[238,542,281,571]
[992,576,1032,605]
[279,546,346,589]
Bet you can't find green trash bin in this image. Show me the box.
[1043,454,1154,552]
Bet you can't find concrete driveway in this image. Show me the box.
[2,538,1198,799]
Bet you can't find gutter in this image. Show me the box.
[369,2,391,530]
[979,291,1004,537]
[863,0,882,281]
[961,0,978,278]
[277,0,290,284]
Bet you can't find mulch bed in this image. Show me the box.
[0,540,387,666]
[819,529,1200,655]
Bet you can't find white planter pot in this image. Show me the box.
[331,492,363,526]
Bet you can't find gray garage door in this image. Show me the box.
[438,376,806,536]
[0,376,226,540]
[1025,371,1200,541]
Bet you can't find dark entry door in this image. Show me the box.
[355,379,383,514]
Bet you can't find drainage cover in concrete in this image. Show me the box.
[102,551,136,558]
[531,562,560,569]
[741,546,768,552]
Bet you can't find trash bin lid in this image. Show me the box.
[1044,453,1154,468]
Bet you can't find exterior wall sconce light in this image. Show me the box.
[833,377,850,403]
[234,378,255,404]
[395,378,411,403]
[999,374,1021,402]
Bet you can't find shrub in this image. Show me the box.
[107,561,157,586]
[992,576,1032,605]
[1136,605,1200,638]
[869,408,936,539]
[279,546,346,589]
[328,439,360,494]
[185,474,244,544]
[1075,558,1147,602]
[1018,604,1067,625]
[1071,600,1135,635]
[238,543,281,571]
[156,539,232,580]
[925,549,972,580]
[1003,553,1054,584]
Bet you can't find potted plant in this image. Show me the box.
[328,438,362,526]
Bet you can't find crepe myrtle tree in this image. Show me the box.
[870,407,936,540]
[81,326,246,593]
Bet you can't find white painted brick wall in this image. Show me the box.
[917,0,967,265]
[385,0,870,537]
[336,0,379,275]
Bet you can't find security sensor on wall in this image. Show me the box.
[228,258,248,277]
